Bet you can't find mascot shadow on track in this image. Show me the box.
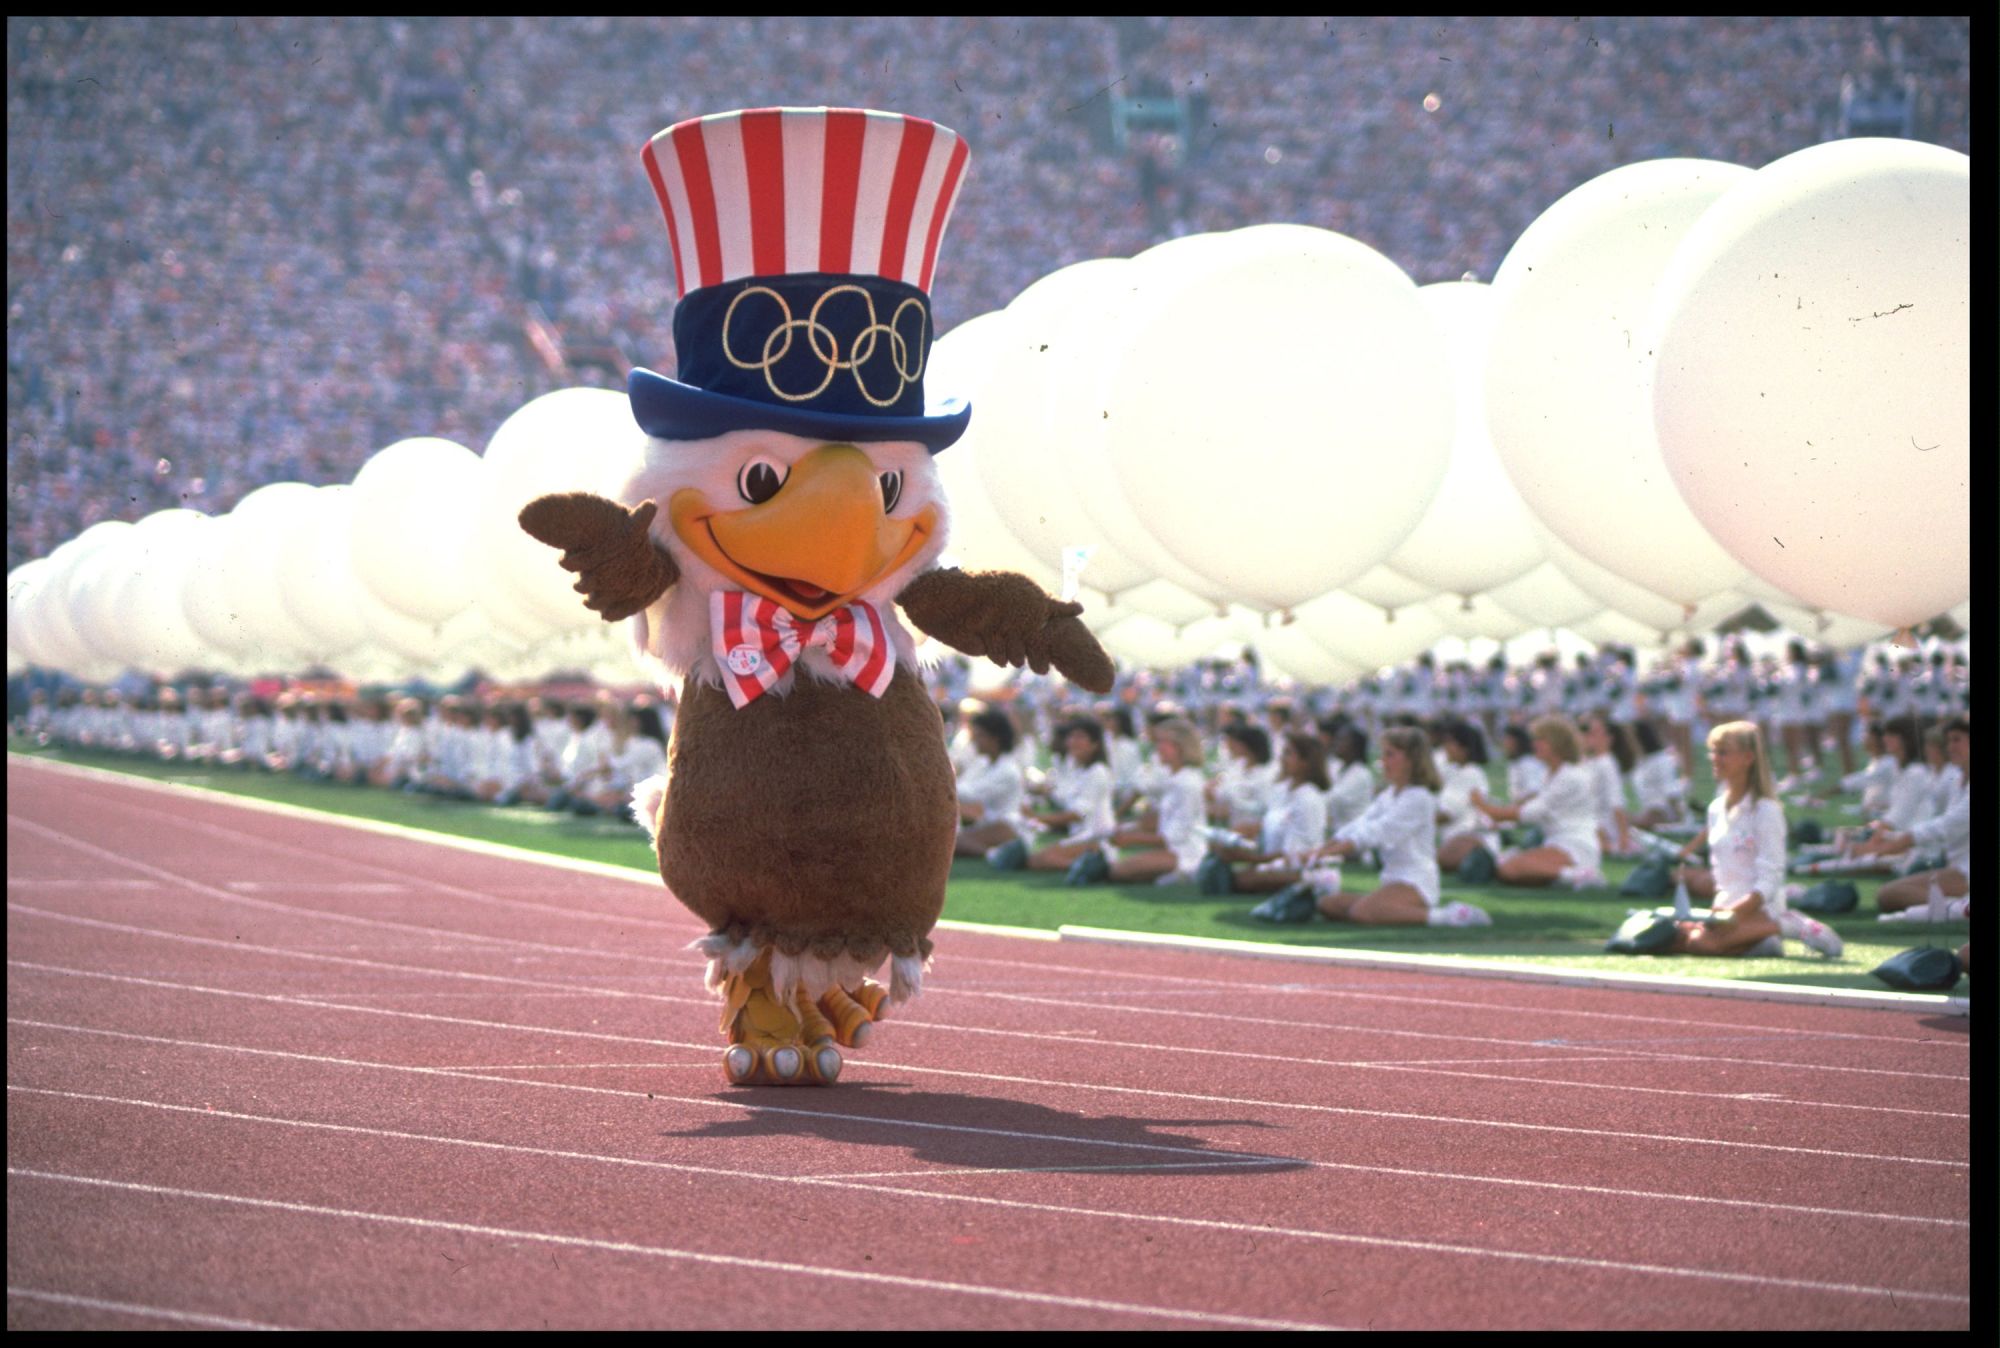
[521,107,1114,1088]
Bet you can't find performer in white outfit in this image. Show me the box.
[1208,732,1331,893]
[1668,721,1800,956]
[1628,719,1691,830]
[1098,717,1213,885]
[1434,721,1498,873]
[1322,724,1376,831]
[1024,719,1119,871]
[1865,717,1970,915]
[1307,726,1441,924]
[1838,721,1900,819]
[1473,715,1603,888]
[954,708,1032,858]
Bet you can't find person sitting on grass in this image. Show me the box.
[1838,720,1900,820]
[1664,720,1836,956]
[1322,721,1376,832]
[954,708,1030,859]
[1862,716,1969,917]
[1798,715,1937,873]
[989,718,1116,873]
[1499,721,1549,807]
[1303,725,1441,925]
[1582,711,1638,858]
[472,702,536,806]
[1470,715,1603,889]
[1068,716,1211,886]
[1204,731,1332,893]
[1434,720,1497,875]
[1628,718,1691,832]
[1209,722,1278,838]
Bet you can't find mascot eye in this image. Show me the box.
[879,470,903,513]
[737,457,788,505]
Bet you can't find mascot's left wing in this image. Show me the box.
[519,492,679,621]
[897,566,1116,692]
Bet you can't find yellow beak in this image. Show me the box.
[670,443,936,620]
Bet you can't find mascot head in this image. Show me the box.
[620,108,972,682]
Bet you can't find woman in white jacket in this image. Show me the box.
[1208,732,1332,893]
[1081,717,1212,885]
[1667,721,1791,956]
[1628,719,1691,831]
[1018,719,1119,872]
[955,709,1031,858]
[1308,726,1441,924]
[1434,721,1497,874]
[1322,723,1376,832]
[1473,715,1603,888]
[1866,717,1970,915]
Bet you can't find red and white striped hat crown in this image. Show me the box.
[641,107,971,301]
[629,107,974,450]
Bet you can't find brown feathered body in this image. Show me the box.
[657,665,957,977]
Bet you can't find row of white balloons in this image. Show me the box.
[8,388,654,687]
[928,137,1967,683]
[7,139,1968,689]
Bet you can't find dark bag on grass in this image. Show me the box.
[1249,883,1318,924]
[1789,818,1826,846]
[1604,910,1679,955]
[1792,879,1859,915]
[1619,853,1673,898]
[1871,946,1962,992]
[1196,853,1235,896]
[1458,844,1497,885]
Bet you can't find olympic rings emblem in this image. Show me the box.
[721,284,928,408]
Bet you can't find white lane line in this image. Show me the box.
[16,757,1961,1052]
[5,1286,290,1331]
[6,1102,1969,1303]
[224,881,413,894]
[928,944,1960,1048]
[442,1062,716,1072]
[4,1166,1343,1331]
[7,913,1966,1129]
[81,794,689,935]
[10,893,1958,1102]
[1348,1062,1963,1119]
[5,878,163,890]
[7,817,688,969]
[9,1011,1974,1219]
[941,985,1967,1084]
[14,792,1963,1082]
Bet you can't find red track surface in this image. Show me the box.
[6,757,1971,1330]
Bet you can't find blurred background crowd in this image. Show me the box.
[8,17,1971,575]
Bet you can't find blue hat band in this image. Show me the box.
[673,273,934,424]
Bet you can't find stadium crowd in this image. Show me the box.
[20,633,1968,958]
[8,17,1971,575]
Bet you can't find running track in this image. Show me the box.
[6,756,1970,1330]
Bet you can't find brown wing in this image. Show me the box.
[896,567,1115,692]
[518,492,679,622]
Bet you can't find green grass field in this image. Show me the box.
[11,737,1968,1000]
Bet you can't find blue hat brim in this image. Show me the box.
[628,368,970,452]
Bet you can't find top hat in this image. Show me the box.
[629,107,973,451]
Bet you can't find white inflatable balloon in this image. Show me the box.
[973,259,1159,597]
[1117,578,1226,628]
[31,522,135,677]
[1253,621,1365,686]
[350,437,486,624]
[65,523,143,670]
[1388,282,1542,596]
[1292,589,1448,674]
[1571,610,1663,650]
[7,560,57,669]
[1649,138,1970,629]
[1104,223,1455,611]
[1097,612,1241,671]
[1487,158,1755,605]
[101,512,215,676]
[476,387,651,637]
[1487,562,1603,631]
[221,483,329,668]
[1426,592,1529,643]
[275,486,372,659]
[929,312,1068,590]
[1343,565,1437,612]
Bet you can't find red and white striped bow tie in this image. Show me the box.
[710,591,896,710]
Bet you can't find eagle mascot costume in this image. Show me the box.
[520,107,1115,1087]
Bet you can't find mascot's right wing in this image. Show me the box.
[519,493,679,621]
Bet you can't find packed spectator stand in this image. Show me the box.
[7,17,1971,577]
